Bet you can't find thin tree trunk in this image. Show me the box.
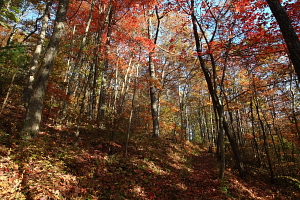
[289,74,300,138]
[21,0,69,139]
[119,58,133,113]
[62,0,94,121]
[0,72,16,114]
[147,6,162,138]
[6,24,17,46]
[98,1,113,120]
[125,64,138,157]
[250,100,262,167]
[148,55,160,137]
[255,101,275,183]
[91,61,98,120]
[79,64,94,116]
[190,0,245,178]
[263,105,283,172]
[179,86,186,142]
[218,115,225,179]
[5,0,29,46]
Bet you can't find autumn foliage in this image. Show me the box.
[0,0,300,199]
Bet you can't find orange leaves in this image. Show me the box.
[148,78,163,90]
[234,1,252,13]
[134,36,156,52]
[0,156,24,199]
[169,44,175,51]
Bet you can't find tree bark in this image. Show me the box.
[23,1,52,108]
[190,0,245,178]
[21,0,69,139]
[255,101,275,183]
[125,64,138,157]
[98,1,113,121]
[266,0,300,81]
[250,100,262,167]
[148,54,160,137]
[147,6,162,138]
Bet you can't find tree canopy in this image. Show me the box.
[0,0,300,199]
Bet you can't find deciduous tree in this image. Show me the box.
[21,0,69,138]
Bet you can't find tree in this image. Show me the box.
[147,6,163,138]
[21,0,69,138]
[0,0,20,27]
[189,0,245,178]
[23,1,52,108]
[266,0,300,81]
[1,0,296,182]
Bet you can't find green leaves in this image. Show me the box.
[0,3,20,27]
[0,45,28,79]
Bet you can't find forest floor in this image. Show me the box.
[1,103,300,199]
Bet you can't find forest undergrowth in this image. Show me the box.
[0,102,300,199]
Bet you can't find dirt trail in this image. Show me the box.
[182,152,230,200]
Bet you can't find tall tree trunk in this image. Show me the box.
[21,0,69,139]
[79,63,94,116]
[62,0,94,121]
[98,1,113,121]
[148,54,160,137]
[125,64,138,157]
[289,74,300,138]
[255,101,275,183]
[266,0,300,81]
[23,1,52,108]
[179,85,185,142]
[250,100,262,167]
[218,113,225,179]
[190,0,245,178]
[251,73,275,182]
[91,61,98,120]
[147,6,162,138]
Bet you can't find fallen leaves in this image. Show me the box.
[0,125,299,199]
[0,155,25,199]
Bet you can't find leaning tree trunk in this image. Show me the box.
[266,0,300,81]
[23,1,52,108]
[0,72,16,114]
[255,100,275,183]
[190,0,245,178]
[21,0,69,139]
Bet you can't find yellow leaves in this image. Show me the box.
[171,107,180,112]
[148,78,163,90]
[0,156,25,199]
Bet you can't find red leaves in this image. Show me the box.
[169,38,175,43]
[134,36,156,52]
[47,83,70,102]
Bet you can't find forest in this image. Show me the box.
[0,0,300,199]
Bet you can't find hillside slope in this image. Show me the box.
[0,103,300,199]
